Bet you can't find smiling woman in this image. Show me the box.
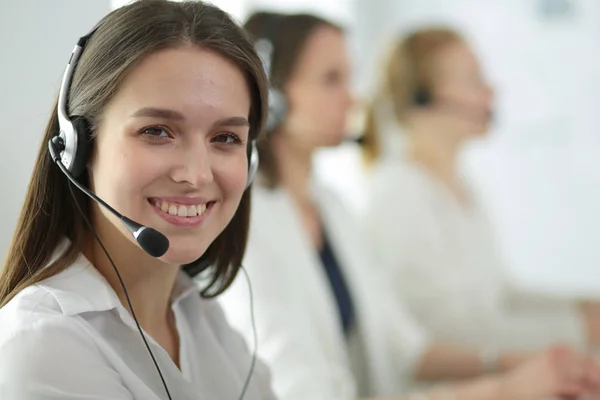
[0,1,274,400]
[90,45,254,270]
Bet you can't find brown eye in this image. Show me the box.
[212,133,242,145]
[324,70,341,85]
[141,126,171,138]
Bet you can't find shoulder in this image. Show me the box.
[0,283,69,339]
[0,298,103,390]
[0,305,133,399]
[250,185,293,220]
[248,185,301,240]
[251,185,291,214]
[0,281,101,360]
[367,159,436,220]
[0,254,129,394]
[314,183,359,233]
[369,159,431,198]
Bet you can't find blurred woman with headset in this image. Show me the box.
[0,1,276,399]
[218,11,600,400]
[362,27,600,361]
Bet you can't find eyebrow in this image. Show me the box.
[214,116,250,128]
[130,107,184,120]
[129,108,249,127]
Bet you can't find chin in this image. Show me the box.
[321,131,345,148]
[476,124,491,136]
[158,242,209,266]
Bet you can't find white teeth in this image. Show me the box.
[154,200,208,218]
[177,205,188,217]
[160,201,169,212]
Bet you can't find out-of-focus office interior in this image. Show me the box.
[2,0,600,299]
[4,0,600,398]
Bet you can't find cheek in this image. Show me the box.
[90,143,165,211]
[214,155,248,200]
[293,90,340,131]
[314,89,348,137]
[476,90,494,109]
[454,85,491,110]
[285,86,346,147]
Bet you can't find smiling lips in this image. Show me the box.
[149,198,214,227]
[152,199,209,217]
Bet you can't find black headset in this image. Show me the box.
[253,14,288,132]
[412,87,433,107]
[53,27,259,189]
[410,74,494,124]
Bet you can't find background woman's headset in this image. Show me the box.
[253,13,288,133]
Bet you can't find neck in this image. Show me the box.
[272,133,313,205]
[405,115,462,182]
[85,209,179,330]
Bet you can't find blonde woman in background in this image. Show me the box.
[362,27,600,358]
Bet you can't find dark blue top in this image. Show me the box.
[319,228,356,335]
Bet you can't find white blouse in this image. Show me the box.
[365,158,587,352]
[219,184,430,399]
[0,247,276,400]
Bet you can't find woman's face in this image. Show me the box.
[431,42,494,138]
[281,26,353,151]
[89,46,251,265]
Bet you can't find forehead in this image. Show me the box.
[293,26,348,74]
[105,46,251,120]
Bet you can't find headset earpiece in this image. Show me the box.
[56,113,92,179]
[254,15,288,133]
[265,87,287,132]
[413,87,432,107]
[69,116,92,178]
[246,140,259,189]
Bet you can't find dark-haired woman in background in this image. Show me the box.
[219,10,600,400]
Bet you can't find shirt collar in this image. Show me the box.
[171,269,201,307]
[38,240,201,317]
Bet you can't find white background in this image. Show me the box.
[2,0,600,297]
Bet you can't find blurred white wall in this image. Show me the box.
[459,0,600,297]
[316,0,600,298]
[0,0,110,260]
[3,0,600,299]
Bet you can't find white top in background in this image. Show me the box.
[0,248,276,400]
[365,157,587,352]
[219,183,430,399]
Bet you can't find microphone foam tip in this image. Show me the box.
[137,228,169,258]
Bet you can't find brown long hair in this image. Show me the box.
[0,0,268,307]
[243,11,342,188]
[361,28,463,165]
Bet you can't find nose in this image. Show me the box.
[341,87,355,114]
[170,142,214,187]
[484,83,495,104]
